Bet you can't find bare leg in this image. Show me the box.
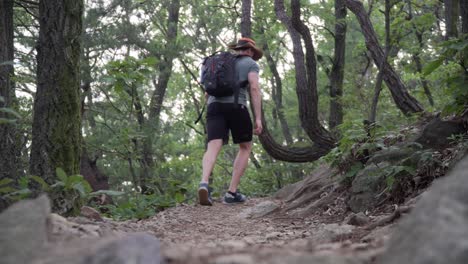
[201,139,223,183]
[228,141,252,193]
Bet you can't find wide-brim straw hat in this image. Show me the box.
[228,37,263,61]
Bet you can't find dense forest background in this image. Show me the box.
[0,0,467,219]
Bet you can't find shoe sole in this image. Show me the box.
[222,200,246,205]
[198,188,212,206]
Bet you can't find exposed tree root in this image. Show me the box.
[284,183,334,212]
[298,189,338,217]
[284,165,335,204]
[365,205,413,230]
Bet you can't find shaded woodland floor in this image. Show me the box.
[72,195,410,264]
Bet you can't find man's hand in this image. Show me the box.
[253,118,263,135]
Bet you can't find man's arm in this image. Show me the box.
[248,71,263,135]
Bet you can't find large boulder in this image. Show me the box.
[378,154,468,264]
[347,163,389,212]
[415,117,466,150]
[0,195,163,264]
[0,195,50,264]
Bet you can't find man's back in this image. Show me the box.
[207,56,259,106]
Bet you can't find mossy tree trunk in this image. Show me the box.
[30,0,83,184]
[0,0,19,211]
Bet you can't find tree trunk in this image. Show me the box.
[240,0,252,37]
[329,0,347,130]
[140,0,180,193]
[277,0,335,150]
[444,0,459,39]
[262,34,294,145]
[241,0,336,162]
[369,0,391,123]
[461,0,468,34]
[30,0,83,183]
[80,148,109,191]
[405,0,434,107]
[0,0,18,211]
[345,0,424,115]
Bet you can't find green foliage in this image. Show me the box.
[102,179,188,221]
[0,168,92,215]
[0,96,21,124]
[424,35,468,115]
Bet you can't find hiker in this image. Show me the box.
[198,37,263,205]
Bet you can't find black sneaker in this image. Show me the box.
[223,191,246,204]
[198,182,213,206]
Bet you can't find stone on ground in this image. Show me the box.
[0,195,50,264]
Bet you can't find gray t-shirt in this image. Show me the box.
[207,56,260,106]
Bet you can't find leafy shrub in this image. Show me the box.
[424,34,468,115]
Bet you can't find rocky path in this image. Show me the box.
[109,197,394,264]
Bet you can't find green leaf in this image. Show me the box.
[29,175,51,191]
[0,178,14,186]
[344,163,363,178]
[56,168,68,183]
[5,188,32,200]
[0,108,21,119]
[174,192,185,203]
[0,186,17,194]
[0,118,16,124]
[72,182,88,197]
[423,58,444,76]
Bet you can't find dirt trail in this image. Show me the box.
[113,197,394,264]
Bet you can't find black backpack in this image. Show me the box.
[200,52,248,106]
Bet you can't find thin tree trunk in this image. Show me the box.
[460,0,468,70]
[262,33,294,145]
[369,0,391,123]
[444,0,459,39]
[329,0,347,130]
[140,0,180,193]
[278,0,335,149]
[30,0,83,183]
[0,0,17,211]
[345,0,424,115]
[240,0,252,37]
[461,0,468,34]
[405,0,434,106]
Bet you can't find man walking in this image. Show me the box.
[198,37,263,205]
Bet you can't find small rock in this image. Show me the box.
[212,254,255,264]
[80,206,103,222]
[346,212,370,226]
[311,224,355,244]
[268,254,363,264]
[223,240,248,249]
[265,232,282,240]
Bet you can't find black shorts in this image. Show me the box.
[206,102,253,144]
